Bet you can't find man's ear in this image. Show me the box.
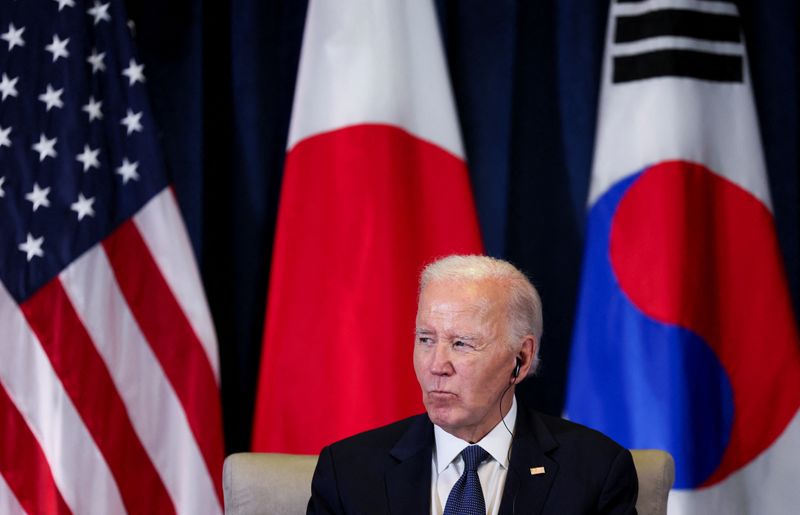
[512,335,536,383]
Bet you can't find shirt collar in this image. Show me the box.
[433,396,517,473]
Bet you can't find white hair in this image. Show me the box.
[419,254,543,375]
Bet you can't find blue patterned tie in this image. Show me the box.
[443,445,489,515]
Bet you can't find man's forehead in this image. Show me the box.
[417,298,489,320]
[417,278,506,316]
[420,276,502,301]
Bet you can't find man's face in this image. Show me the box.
[413,277,517,442]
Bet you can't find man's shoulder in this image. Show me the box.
[516,409,638,513]
[526,408,629,461]
[324,413,430,455]
[309,414,433,513]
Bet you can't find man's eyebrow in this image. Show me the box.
[415,328,434,335]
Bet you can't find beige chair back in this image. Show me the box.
[223,449,674,515]
[631,449,675,515]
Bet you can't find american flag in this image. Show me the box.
[0,1,223,513]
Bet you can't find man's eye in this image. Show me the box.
[453,340,467,348]
[417,336,432,345]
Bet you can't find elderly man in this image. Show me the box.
[308,255,638,514]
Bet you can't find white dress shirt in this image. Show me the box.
[429,397,517,515]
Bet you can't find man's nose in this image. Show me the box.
[429,342,453,376]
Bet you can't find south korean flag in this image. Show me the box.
[566,1,800,514]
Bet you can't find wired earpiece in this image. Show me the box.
[500,357,522,514]
[512,357,521,379]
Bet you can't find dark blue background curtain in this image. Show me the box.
[127,0,799,453]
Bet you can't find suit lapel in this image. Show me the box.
[499,407,559,515]
[385,415,434,515]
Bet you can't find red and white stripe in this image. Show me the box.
[133,190,220,380]
[0,469,26,515]
[0,188,223,514]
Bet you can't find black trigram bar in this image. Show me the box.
[616,9,741,43]
[613,49,743,83]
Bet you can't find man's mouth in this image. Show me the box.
[428,390,457,398]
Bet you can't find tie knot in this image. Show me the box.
[461,445,488,471]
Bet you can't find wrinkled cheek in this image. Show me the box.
[413,352,436,386]
[412,349,424,372]
[412,362,425,387]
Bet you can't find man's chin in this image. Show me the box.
[424,400,461,428]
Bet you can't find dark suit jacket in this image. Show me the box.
[307,404,638,514]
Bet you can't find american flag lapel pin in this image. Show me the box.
[530,466,545,475]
